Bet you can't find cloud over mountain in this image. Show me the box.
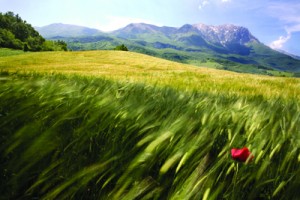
[268,2,300,51]
[270,33,291,50]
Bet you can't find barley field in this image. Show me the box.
[0,49,299,199]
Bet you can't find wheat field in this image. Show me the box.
[1,50,299,99]
[0,49,300,199]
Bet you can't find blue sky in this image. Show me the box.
[1,0,299,56]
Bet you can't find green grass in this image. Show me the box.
[0,49,300,199]
[0,48,25,57]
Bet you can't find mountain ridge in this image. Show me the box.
[112,23,259,45]
[36,22,259,45]
[35,23,102,38]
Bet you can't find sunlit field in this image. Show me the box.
[0,49,300,199]
[1,50,300,99]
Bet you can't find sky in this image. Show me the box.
[0,0,299,56]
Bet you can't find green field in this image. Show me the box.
[0,49,300,199]
[1,49,299,99]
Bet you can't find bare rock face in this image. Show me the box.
[193,23,259,46]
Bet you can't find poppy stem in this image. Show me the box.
[233,163,239,195]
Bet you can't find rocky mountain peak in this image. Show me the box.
[192,23,259,46]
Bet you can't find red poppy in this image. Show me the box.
[231,147,254,162]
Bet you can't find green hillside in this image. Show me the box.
[1,49,300,199]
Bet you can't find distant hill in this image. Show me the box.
[35,23,102,38]
[276,49,300,60]
[36,22,300,75]
[0,12,67,51]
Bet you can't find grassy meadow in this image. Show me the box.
[0,49,300,199]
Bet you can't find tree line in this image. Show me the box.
[0,12,67,51]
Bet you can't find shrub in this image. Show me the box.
[114,44,128,51]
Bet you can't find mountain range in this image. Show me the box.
[36,23,300,76]
[35,23,102,38]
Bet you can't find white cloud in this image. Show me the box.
[286,24,300,33]
[270,32,291,50]
[199,0,210,9]
[268,3,300,30]
[268,2,300,50]
[198,0,231,10]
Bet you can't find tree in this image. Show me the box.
[0,11,68,51]
[114,44,128,51]
[41,40,68,51]
[13,23,29,41]
[0,29,23,49]
[57,40,68,51]
[23,44,29,52]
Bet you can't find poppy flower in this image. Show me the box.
[231,147,254,162]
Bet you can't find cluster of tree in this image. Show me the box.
[114,44,128,51]
[0,12,67,51]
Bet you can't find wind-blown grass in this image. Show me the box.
[1,50,300,100]
[1,72,299,199]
